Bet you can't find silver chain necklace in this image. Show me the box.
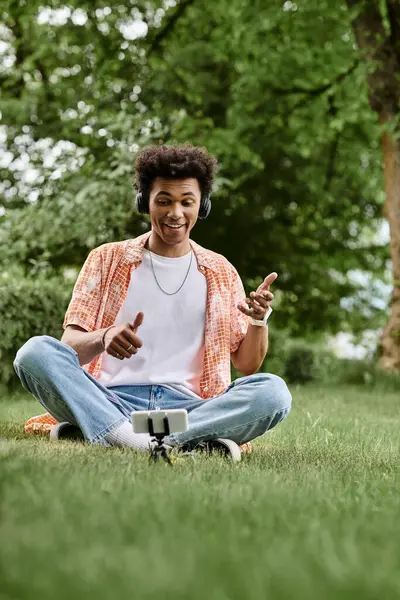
[148,244,193,296]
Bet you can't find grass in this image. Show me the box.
[1,383,400,600]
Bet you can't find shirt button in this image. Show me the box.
[203,386,209,392]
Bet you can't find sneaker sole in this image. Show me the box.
[50,422,84,442]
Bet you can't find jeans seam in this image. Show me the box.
[15,363,71,409]
[15,362,126,444]
[90,416,127,444]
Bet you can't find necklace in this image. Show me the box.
[148,244,193,296]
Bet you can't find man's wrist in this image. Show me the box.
[101,325,116,349]
[249,306,272,327]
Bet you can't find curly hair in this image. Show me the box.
[135,143,218,200]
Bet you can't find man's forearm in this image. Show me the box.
[233,324,269,376]
[62,328,108,366]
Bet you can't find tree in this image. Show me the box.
[346,0,400,370]
[0,0,390,342]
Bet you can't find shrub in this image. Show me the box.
[261,329,338,383]
[332,358,400,391]
[0,271,72,389]
[283,345,315,384]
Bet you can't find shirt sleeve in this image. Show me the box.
[230,264,249,354]
[62,248,103,332]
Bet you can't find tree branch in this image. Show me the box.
[324,95,340,192]
[147,0,197,56]
[272,59,360,97]
[98,0,197,111]
[386,0,400,64]
[345,0,400,115]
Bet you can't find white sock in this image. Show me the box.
[104,420,152,451]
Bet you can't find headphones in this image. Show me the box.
[135,190,211,219]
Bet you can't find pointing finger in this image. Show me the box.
[259,272,278,291]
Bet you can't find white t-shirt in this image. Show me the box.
[96,249,207,397]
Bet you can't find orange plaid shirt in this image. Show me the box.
[25,232,249,434]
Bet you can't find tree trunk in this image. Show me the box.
[380,121,400,369]
[346,0,400,370]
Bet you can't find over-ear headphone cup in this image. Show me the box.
[135,192,148,214]
[199,196,211,219]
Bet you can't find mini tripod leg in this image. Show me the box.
[147,416,173,465]
[160,445,173,465]
[149,438,173,465]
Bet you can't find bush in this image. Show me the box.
[260,329,339,383]
[330,358,400,391]
[257,329,399,390]
[259,327,293,377]
[281,343,339,384]
[283,345,315,383]
[0,271,72,389]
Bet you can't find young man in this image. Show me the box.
[14,144,291,461]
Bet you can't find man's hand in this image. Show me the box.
[237,272,277,320]
[103,312,144,360]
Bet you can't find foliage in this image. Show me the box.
[0,266,71,387]
[257,329,400,390]
[328,358,400,391]
[283,345,315,384]
[0,0,390,342]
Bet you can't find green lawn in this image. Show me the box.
[1,384,400,600]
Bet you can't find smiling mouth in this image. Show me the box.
[164,223,185,230]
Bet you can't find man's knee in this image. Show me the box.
[248,373,292,415]
[14,335,53,373]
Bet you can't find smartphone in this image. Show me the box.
[132,409,189,435]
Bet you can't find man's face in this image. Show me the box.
[148,177,201,247]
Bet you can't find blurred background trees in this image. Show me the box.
[345,0,400,371]
[1,0,398,386]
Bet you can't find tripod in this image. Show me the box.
[148,415,173,465]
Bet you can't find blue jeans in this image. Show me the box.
[13,336,292,447]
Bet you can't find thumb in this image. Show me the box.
[130,311,144,332]
[259,272,278,291]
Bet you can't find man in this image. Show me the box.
[14,144,291,462]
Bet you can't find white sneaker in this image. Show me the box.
[50,422,84,442]
[205,438,242,462]
[177,438,242,462]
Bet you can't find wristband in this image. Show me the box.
[249,306,273,327]
[101,325,116,349]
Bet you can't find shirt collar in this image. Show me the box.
[124,231,218,272]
